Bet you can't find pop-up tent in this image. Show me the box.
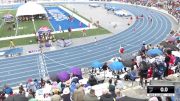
[16,2,47,17]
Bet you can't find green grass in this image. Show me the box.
[0,10,52,37]
[0,27,110,48]
[0,37,37,48]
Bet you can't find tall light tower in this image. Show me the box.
[37,47,49,79]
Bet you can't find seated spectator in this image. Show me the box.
[61,87,71,101]
[19,84,25,95]
[114,79,124,90]
[27,89,35,100]
[100,89,114,101]
[87,75,98,86]
[51,90,61,101]
[115,89,122,101]
[95,74,104,83]
[0,91,5,101]
[84,89,98,101]
[108,79,116,97]
[149,97,158,101]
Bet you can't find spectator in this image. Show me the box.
[139,60,148,87]
[115,89,122,101]
[99,89,114,101]
[131,59,139,70]
[18,84,25,95]
[108,79,116,97]
[84,89,98,101]
[114,78,124,90]
[9,40,15,48]
[51,90,61,101]
[72,84,85,101]
[0,91,5,101]
[149,97,158,101]
[82,29,87,37]
[61,87,71,101]
[3,84,13,95]
[87,75,98,86]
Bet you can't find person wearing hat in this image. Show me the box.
[84,89,98,101]
[61,87,71,101]
[51,89,61,101]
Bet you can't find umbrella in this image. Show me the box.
[108,61,125,70]
[57,71,70,82]
[118,96,147,101]
[91,61,103,68]
[70,67,82,76]
[38,26,52,35]
[147,48,163,57]
[172,51,180,57]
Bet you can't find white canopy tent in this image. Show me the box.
[16,2,47,17]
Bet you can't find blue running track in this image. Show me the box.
[46,6,87,31]
[0,4,172,87]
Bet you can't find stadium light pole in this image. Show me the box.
[32,15,37,32]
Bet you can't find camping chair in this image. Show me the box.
[128,71,139,86]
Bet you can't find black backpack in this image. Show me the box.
[140,61,148,70]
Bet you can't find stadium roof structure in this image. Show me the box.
[16,2,47,17]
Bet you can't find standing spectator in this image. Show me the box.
[9,40,15,48]
[84,89,98,101]
[164,54,170,77]
[68,27,72,39]
[72,84,85,101]
[82,29,87,37]
[139,60,148,87]
[131,59,139,70]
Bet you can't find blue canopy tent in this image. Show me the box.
[108,61,125,71]
[147,48,163,57]
[91,61,103,68]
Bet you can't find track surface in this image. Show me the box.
[0,4,171,87]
